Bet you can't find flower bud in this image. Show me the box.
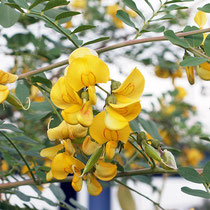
[160,149,177,170]
[111,80,121,91]
[151,139,161,149]
[81,91,89,101]
[137,131,147,145]
[106,95,117,104]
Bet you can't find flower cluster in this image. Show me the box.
[40,47,145,196]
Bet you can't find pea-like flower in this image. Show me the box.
[0,70,17,104]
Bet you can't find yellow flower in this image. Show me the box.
[89,111,130,145]
[65,54,110,92]
[155,66,170,78]
[86,173,102,196]
[106,140,118,160]
[0,70,17,103]
[105,68,145,130]
[47,120,87,141]
[175,86,187,101]
[64,21,73,29]
[123,142,136,158]
[82,135,100,156]
[71,0,86,9]
[194,11,207,29]
[0,160,9,171]
[197,62,210,80]
[94,159,117,181]
[164,105,176,115]
[185,66,195,85]
[50,77,93,126]
[30,85,44,102]
[72,171,83,192]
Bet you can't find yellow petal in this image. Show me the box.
[155,66,170,78]
[52,152,85,180]
[94,159,117,181]
[197,62,210,80]
[66,55,110,91]
[82,136,100,156]
[1,160,9,171]
[106,141,117,160]
[40,144,64,160]
[185,66,195,85]
[77,101,93,127]
[109,101,141,122]
[88,86,97,105]
[124,142,136,158]
[63,139,75,155]
[62,104,82,125]
[105,106,128,130]
[194,11,207,29]
[71,124,88,138]
[0,70,17,84]
[72,172,83,192]
[50,77,81,109]
[47,121,72,141]
[46,170,53,181]
[87,173,102,196]
[71,0,86,9]
[68,47,98,65]
[0,85,9,104]
[113,68,145,103]
[90,111,130,144]
[175,86,187,101]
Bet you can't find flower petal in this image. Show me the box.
[88,85,97,105]
[87,173,102,196]
[113,68,145,103]
[0,85,9,104]
[106,141,117,160]
[72,171,83,192]
[66,55,110,91]
[105,106,128,130]
[68,47,98,64]
[77,101,93,127]
[197,62,210,80]
[63,139,75,155]
[194,11,207,29]
[82,136,100,156]
[185,66,195,85]
[40,144,64,160]
[46,170,53,181]
[62,104,82,125]
[94,159,117,181]
[0,70,17,84]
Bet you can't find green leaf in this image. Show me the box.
[0,3,20,28]
[71,25,96,34]
[164,30,190,48]
[152,14,174,21]
[181,187,210,199]
[14,0,29,9]
[15,82,30,104]
[69,198,87,210]
[138,117,162,141]
[116,10,137,29]
[32,76,52,88]
[40,195,58,207]
[50,184,66,201]
[198,4,210,13]
[202,161,210,183]
[0,124,23,133]
[204,34,210,56]
[15,191,31,202]
[29,0,49,10]
[178,167,204,183]
[4,3,24,13]
[55,11,80,20]
[200,136,210,142]
[42,0,69,11]
[163,4,188,11]
[122,0,145,21]
[183,26,203,48]
[145,26,165,33]
[12,136,37,144]
[82,37,110,46]
[180,56,208,67]
[145,0,154,12]
[129,120,141,132]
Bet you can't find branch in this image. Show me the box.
[17,27,210,79]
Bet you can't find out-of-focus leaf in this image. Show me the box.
[204,34,210,57]
[29,0,49,10]
[15,191,31,202]
[0,124,23,133]
[15,82,30,104]
[14,0,29,9]
[4,3,24,13]
[83,37,110,46]
[116,10,137,29]
[198,4,210,13]
[145,0,154,12]
[69,198,87,210]
[152,14,174,21]
[42,0,69,11]
[178,167,204,183]
[55,11,80,20]
[180,56,208,67]
[138,117,162,141]
[129,120,141,132]
[181,187,210,198]
[0,3,20,28]
[40,195,58,206]
[200,136,210,142]
[50,184,66,201]
[162,4,187,11]
[32,76,52,88]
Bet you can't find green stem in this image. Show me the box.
[203,183,210,194]
[17,27,210,79]
[95,84,110,95]
[29,11,79,48]
[38,88,63,122]
[114,179,165,210]
[0,131,37,185]
[188,47,210,60]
